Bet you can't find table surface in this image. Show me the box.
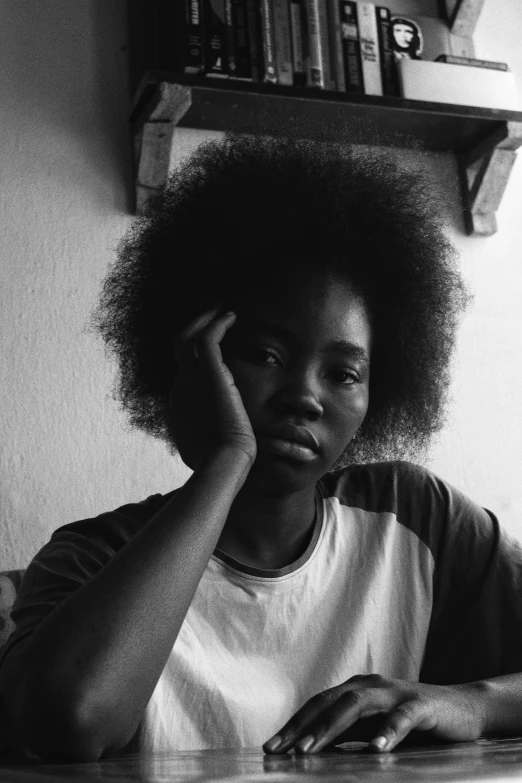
[3,739,522,783]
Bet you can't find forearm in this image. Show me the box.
[1,447,252,761]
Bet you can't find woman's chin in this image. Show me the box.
[242,453,326,495]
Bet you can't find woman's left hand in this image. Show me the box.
[263,674,486,754]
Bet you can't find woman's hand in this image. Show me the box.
[167,307,257,471]
[263,674,486,754]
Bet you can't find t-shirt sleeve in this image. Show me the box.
[0,492,174,668]
[416,469,522,685]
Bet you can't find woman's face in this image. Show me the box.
[221,273,372,492]
[393,23,415,50]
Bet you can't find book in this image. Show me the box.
[225,0,236,76]
[289,0,307,87]
[376,6,398,96]
[397,59,519,111]
[203,0,229,77]
[155,2,200,77]
[305,0,333,89]
[357,1,382,95]
[328,0,345,91]
[231,0,252,79]
[273,0,294,86]
[436,54,509,71]
[260,0,277,83]
[245,0,264,81]
[390,15,473,63]
[181,0,204,74]
[339,1,363,94]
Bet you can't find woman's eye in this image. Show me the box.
[329,369,358,385]
[247,347,280,365]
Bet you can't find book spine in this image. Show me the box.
[305,0,332,89]
[289,0,307,86]
[376,6,398,95]
[317,0,333,89]
[357,1,382,95]
[157,2,180,73]
[273,0,294,86]
[435,54,509,71]
[225,0,236,76]
[245,0,263,81]
[340,1,363,93]
[184,0,204,74]
[203,0,229,77]
[231,0,252,78]
[260,0,277,83]
[328,0,345,91]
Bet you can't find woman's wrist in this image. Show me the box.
[453,681,490,736]
[457,675,522,737]
[195,444,255,487]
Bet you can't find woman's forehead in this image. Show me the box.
[231,274,372,351]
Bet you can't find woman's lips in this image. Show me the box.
[257,437,318,462]
[256,423,320,462]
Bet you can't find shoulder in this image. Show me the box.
[0,488,181,664]
[47,488,179,556]
[15,488,180,608]
[318,461,496,560]
[319,460,453,513]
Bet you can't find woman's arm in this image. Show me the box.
[262,673,522,754]
[0,310,256,762]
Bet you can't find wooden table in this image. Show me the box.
[3,739,522,783]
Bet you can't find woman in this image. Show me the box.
[1,135,521,761]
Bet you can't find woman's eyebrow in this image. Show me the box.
[239,322,369,363]
[321,341,370,364]
[240,320,293,341]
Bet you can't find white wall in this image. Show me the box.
[0,0,190,569]
[0,0,521,570]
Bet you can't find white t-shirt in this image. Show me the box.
[142,484,431,751]
[5,462,522,754]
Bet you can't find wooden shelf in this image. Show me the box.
[131,72,522,236]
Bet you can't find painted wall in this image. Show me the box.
[0,0,521,570]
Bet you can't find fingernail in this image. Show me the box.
[264,735,283,752]
[296,735,315,753]
[371,736,388,751]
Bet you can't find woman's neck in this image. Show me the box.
[216,484,318,571]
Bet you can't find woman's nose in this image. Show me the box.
[272,378,323,420]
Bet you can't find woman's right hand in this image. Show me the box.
[166,308,257,471]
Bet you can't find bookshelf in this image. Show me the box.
[129,0,522,236]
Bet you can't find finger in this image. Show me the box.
[322,715,386,745]
[263,687,346,754]
[293,688,383,754]
[369,699,433,753]
[289,677,396,754]
[172,306,222,368]
[195,312,237,377]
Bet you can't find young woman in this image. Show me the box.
[1,135,522,762]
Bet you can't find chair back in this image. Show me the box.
[0,570,25,650]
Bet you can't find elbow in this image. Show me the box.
[24,714,108,763]
[14,693,107,762]
[4,671,131,762]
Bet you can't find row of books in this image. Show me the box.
[160,1,511,103]
[175,0,400,97]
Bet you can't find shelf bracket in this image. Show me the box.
[458,122,522,236]
[446,0,487,37]
[134,121,175,212]
[133,84,192,211]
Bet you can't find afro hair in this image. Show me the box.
[92,133,469,466]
